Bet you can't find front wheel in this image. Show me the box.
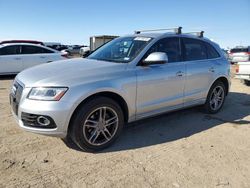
[70,97,124,152]
[203,81,226,114]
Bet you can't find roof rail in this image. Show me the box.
[184,31,204,38]
[134,27,182,35]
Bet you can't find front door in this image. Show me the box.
[136,37,185,119]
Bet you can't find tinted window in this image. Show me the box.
[206,43,220,59]
[21,45,54,54]
[42,48,54,53]
[183,38,207,61]
[145,37,181,63]
[0,45,20,55]
[230,48,249,53]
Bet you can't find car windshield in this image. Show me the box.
[88,36,152,63]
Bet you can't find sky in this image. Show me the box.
[0,0,249,48]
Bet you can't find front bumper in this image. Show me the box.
[10,86,73,138]
[12,111,67,137]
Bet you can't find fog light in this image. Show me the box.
[37,116,51,126]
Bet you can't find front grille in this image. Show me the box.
[14,81,23,104]
[10,80,24,115]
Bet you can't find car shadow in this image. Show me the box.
[64,91,250,153]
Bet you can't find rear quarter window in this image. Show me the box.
[205,43,220,59]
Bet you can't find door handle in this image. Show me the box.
[40,56,46,59]
[14,57,21,60]
[209,67,215,72]
[176,71,184,77]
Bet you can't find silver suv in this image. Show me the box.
[10,28,230,151]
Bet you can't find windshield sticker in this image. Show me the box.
[124,57,130,61]
[134,37,151,42]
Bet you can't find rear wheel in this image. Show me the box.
[70,97,124,152]
[203,81,226,114]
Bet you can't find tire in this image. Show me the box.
[70,97,124,152]
[203,81,226,114]
[244,80,250,86]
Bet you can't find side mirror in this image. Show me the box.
[142,52,168,66]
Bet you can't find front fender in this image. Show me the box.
[63,77,137,131]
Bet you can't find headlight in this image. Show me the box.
[28,87,68,101]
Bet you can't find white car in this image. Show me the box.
[0,43,67,75]
[229,46,250,63]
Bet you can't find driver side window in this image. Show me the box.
[144,37,181,63]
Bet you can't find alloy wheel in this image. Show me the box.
[83,107,119,146]
[209,85,225,111]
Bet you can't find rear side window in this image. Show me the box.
[145,37,181,63]
[183,38,207,61]
[0,45,20,55]
[21,45,54,54]
[206,43,220,59]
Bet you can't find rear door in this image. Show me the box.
[20,45,56,70]
[0,45,22,74]
[181,37,219,105]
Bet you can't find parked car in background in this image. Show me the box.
[0,43,67,75]
[229,46,250,64]
[10,27,230,151]
[79,46,90,57]
[62,45,84,55]
[235,62,250,86]
[57,45,68,51]
[0,40,44,46]
[43,42,68,51]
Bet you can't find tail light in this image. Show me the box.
[235,64,239,73]
[61,54,68,58]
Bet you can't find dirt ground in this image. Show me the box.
[0,70,250,188]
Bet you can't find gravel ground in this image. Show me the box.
[0,71,250,188]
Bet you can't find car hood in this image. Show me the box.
[16,58,128,87]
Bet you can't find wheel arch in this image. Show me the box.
[67,91,129,135]
[210,76,230,96]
